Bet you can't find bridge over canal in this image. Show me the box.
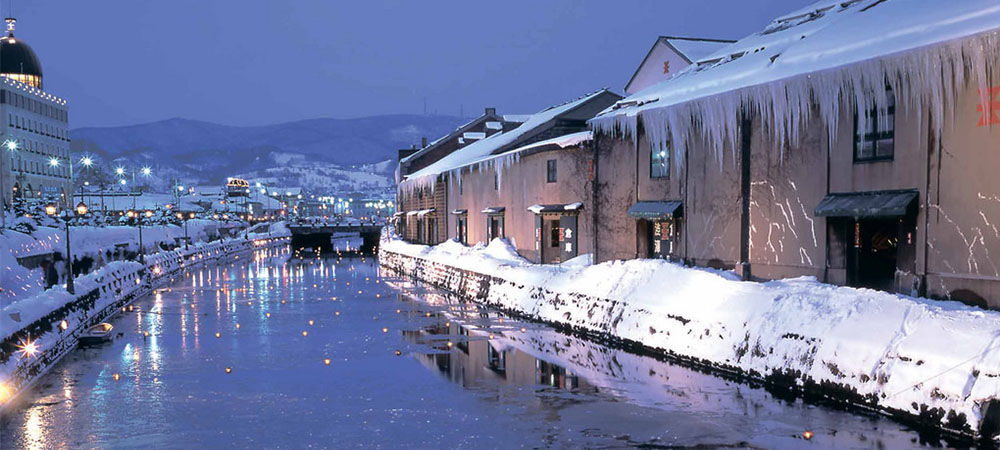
[288,222,383,253]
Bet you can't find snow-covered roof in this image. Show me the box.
[502,114,531,123]
[463,131,593,170]
[663,37,735,64]
[593,0,1000,158]
[404,90,614,184]
[399,110,501,166]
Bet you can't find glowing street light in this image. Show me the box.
[80,156,93,167]
[141,166,151,176]
[119,179,127,186]
[4,140,17,151]
[114,166,125,176]
[17,338,38,358]
[48,157,59,167]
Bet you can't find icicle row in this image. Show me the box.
[591,29,1000,170]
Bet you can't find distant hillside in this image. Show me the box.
[69,115,464,190]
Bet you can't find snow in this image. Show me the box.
[592,0,1000,165]
[403,90,610,192]
[382,235,1000,434]
[665,37,734,63]
[502,114,531,123]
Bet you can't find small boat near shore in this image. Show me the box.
[78,323,113,346]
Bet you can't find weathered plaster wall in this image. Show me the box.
[926,74,1000,308]
[748,113,827,281]
[447,146,594,262]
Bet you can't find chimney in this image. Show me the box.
[421,136,428,147]
[485,107,496,116]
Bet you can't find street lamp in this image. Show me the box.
[127,209,146,263]
[1,140,18,232]
[46,201,87,294]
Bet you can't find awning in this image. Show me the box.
[627,201,683,220]
[450,209,468,215]
[416,208,436,217]
[392,212,405,217]
[482,207,505,214]
[527,202,584,214]
[406,211,419,216]
[814,189,918,218]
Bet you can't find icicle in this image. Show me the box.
[592,28,1000,173]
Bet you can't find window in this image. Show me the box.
[651,145,669,179]
[493,171,499,190]
[854,88,895,162]
[546,159,557,183]
[459,175,463,195]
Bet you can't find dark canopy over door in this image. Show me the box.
[814,189,918,218]
[627,201,683,220]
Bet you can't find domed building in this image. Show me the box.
[0,16,71,220]
[0,18,43,89]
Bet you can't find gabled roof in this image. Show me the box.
[399,109,502,166]
[624,36,735,94]
[403,89,621,183]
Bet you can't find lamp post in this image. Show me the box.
[127,209,149,263]
[46,201,87,294]
[1,139,18,232]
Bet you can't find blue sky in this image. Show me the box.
[13,0,808,127]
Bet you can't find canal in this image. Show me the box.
[0,248,976,449]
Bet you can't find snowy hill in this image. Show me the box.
[69,115,463,192]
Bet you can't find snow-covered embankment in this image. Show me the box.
[0,224,291,412]
[379,236,1000,439]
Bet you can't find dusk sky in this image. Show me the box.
[15,0,809,128]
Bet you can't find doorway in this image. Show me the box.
[487,215,504,241]
[848,219,899,291]
[541,218,561,264]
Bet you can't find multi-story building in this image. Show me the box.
[0,17,71,211]
[395,89,621,262]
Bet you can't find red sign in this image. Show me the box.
[978,86,1000,127]
[662,61,670,74]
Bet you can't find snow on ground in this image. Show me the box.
[382,236,1000,435]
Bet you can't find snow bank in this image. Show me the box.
[381,236,1000,437]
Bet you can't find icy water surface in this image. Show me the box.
[0,249,979,449]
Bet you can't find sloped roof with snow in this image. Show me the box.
[662,37,735,64]
[462,131,593,170]
[593,0,1000,156]
[403,89,617,184]
[399,111,501,166]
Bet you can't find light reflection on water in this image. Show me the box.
[0,248,974,449]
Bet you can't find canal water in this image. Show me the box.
[0,248,978,449]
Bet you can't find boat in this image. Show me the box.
[78,323,114,346]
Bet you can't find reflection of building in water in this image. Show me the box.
[405,319,589,392]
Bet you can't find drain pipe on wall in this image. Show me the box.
[738,109,752,281]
